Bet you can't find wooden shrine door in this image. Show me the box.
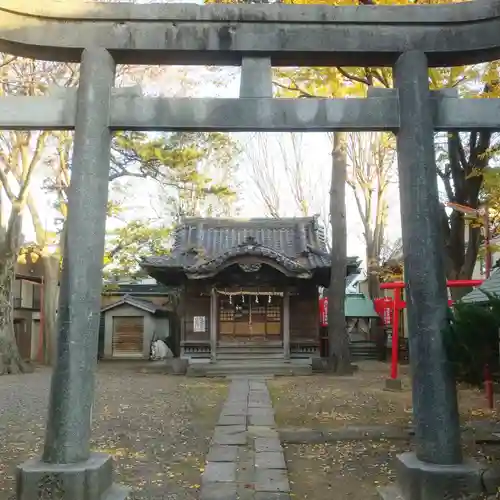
[218,294,282,343]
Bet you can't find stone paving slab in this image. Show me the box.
[213,431,247,446]
[254,468,290,492]
[248,401,273,408]
[249,380,267,388]
[255,493,291,500]
[207,445,239,462]
[218,415,247,426]
[247,426,279,438]
[202,462,237,483]
[255,437,282,452]
[201,377,291,500]
[220,405,248,417]
[214,424,247,434]
[255,451,286,469]
[200,482,238,500]
[249,391,268,398]
[249,414,276,427]
[248,408,275,417]
[248,392,270,400]
[236,445,255,487]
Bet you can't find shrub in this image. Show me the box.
[443,294,500,387]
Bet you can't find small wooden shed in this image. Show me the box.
[101,294,171,359]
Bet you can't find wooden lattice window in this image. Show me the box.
[266,304,281,321]
[219,298,235,321]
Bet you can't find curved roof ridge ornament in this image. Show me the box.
[185,242,310,275]
[1,0,500,66]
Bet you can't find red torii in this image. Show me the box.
[379,279,483,381]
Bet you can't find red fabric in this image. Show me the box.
[373,297,393,326]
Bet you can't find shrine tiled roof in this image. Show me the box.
[141,216,359,275]
[461,269,500,304]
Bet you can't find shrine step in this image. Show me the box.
[216,345,285,360]
[186,360,312,377]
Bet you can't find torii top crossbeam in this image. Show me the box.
[1,0,500,67]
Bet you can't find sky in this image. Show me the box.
[10,64,403,269]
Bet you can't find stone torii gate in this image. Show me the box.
[1,1,500,499]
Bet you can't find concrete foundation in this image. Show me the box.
[16,453,130,500]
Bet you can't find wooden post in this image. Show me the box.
[283,290,290,361]
[390,288,402,380]
[210,288,217,362]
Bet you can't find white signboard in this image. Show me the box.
[193,316,206,333]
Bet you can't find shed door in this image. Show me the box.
[14,319,31,360]
[112,316,144,355]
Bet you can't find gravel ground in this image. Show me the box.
[269,361,500,430]
[270,361,500,500]
[0,364,228,500]
[284,439,500,500]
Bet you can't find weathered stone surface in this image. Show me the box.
[235,446,255,486]
[215,425,246,434]
[395,50,462,466]
[200,482,237,500]
[377,484,404,500]
[254,469,290,492]
[213,431,247,446]
[278,428,324,444]
[395,452,484,500]
[255,494,291,500]
[255,437,282,453]
[481,465,500,495]
[255,452,286,470]
[42,47,116,465]
[221,405,248,417]
[3,93,499,134]
[218,415,247,426]
[248,408,274,417]
[3,2,500,67]
[247,426,279,439]
[203,462,237,483]
[385,378,403,391]
[240,57,272,98]
[202,377,290,500]
[248,396,272,406]
[249,381,267,390]
[249,414,276,427]
[113,95,401,132]
[207,445,238,463]
[248,401,273,408]
[17,453,129,500]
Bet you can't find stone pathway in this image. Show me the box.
[200,377,290,500]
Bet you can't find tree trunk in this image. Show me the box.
[41,253,60,365]
[366,244,381,299]
[0,252,28,374]
[328,132,353,374]
[0,208,31,374]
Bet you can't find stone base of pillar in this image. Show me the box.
[384,378,403,391]
[16,453,130,500]
[378,451,497,500]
